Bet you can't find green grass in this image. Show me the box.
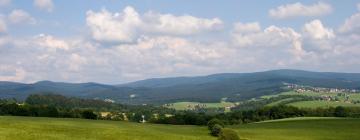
[1,116,360,140]
[263,91,360,108]
[287,100,360,108]
[232,117,360,140]
[0,116,214,140]
[266,98,293,106]
[165,102,234,110]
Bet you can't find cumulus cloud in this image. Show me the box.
[8,9,36,24]
[339,11,360,34]
[303,19,334,40]
[232,24,306,61]
[269,2,332,19]
[34,34,70,51]
[2,5,360,83]
[86,7,142,42]
[34,0,54,12]
[142,11,222,35]
[233,22,261,34]
[302,20,335,51]
[86,6,223,42]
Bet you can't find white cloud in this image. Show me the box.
[34,0,54,12]
[142,11,222,35]
[0,0,10,7]
[233,22,261,34]
[0,65,26,81]
[68,53,87,72]
[86,6,142,42]
[86,6,223,42]
[232,23,306,62]
[34,34,70,51]
[269,2,332,19]
[339,12,360,34]
[303,19,335,39]
[8,9,36,24]
[357,3,360,11]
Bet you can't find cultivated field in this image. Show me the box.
[164,101,235,110]
[1,116,360,140]
[263,90,360,108]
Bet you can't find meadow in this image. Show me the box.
[263,90,360,108]
[233,117,360,140]
[164,101,235,110]
[1,116,360,140]
[0,116,214,140]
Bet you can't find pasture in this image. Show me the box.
[0,116,359,140]
[233,117,360,140]
[0,116,214,140]
[164,101,235,111]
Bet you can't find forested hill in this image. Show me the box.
[1,69,360,105]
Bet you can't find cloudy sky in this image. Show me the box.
[0,0,359,84]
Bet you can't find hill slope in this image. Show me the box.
[1,69,360,104]
[1,116,359,140]
[0,116,213,140]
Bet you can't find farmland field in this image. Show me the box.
[288,100,360,108]
[164,101,235,110]
[262,90,360,108]
[1,116,360,140]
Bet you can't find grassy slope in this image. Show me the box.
[1,116,360,140]
[167,102,234,110]
[288,100,360,108]
[0,116,214,140]
[232,117,360,140]
[263,91,360,108]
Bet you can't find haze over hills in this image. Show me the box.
[1,69,360,104]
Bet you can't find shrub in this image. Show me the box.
[218,128,240,140]
[81,110,97,120]
[208,118,225,130]
[211,124,223,136]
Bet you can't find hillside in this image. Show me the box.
[1,69,360,104]
[1,116,359,140]
[0,116,213,140]
[232,117,360,140]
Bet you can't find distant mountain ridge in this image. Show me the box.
[1,69,360,104]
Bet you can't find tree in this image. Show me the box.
[81,110,97,119]
[208,118,225,130]
[211,124,223,136]
[218,128,240,140]
[334,106,347,117]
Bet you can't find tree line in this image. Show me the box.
[1,94,360,125]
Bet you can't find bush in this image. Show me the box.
[218,128,240,140]
[208,118,225,130]
[211,124,223,136]
[81,110,97,120]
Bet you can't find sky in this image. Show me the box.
[0,0,360,84]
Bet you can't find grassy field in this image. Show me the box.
[232,117,360,140]
[165,101,235,110]
[0,116,214,140]
[262,90,360,108]
[288,100,360,108]
[1,116,360,140]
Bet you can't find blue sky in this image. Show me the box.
[0,0,360,84]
